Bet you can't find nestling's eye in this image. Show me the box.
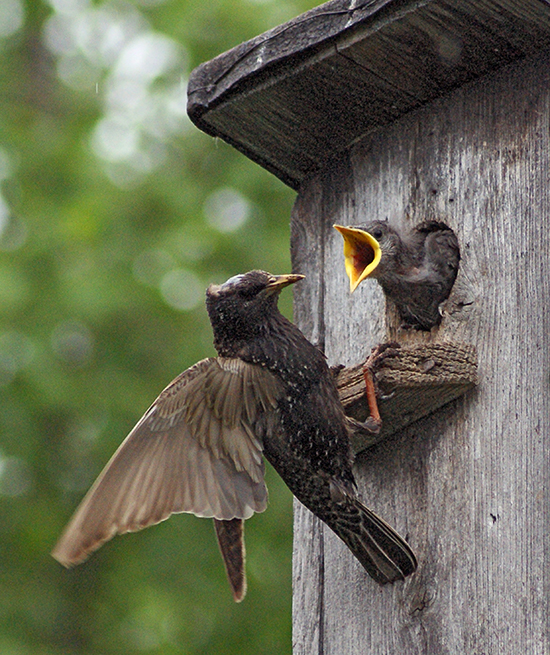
[371,227,383,239]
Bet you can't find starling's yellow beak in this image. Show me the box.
[265,273,305,295]
[333,225,382,292]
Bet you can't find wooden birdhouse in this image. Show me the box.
[188,1,550,651]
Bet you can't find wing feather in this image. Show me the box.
[52,357,283,567]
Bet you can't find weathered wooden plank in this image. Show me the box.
[291,48,550,654]
[290,176,326,654]
[339,0,550,99]
[187,0,403,109]
[199,51,417,186]
[336,342,478,452]
[188,0,550,188]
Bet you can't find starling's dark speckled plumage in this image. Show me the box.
[335,221,460,330]
[52,270,417,600]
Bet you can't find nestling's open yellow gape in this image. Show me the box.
[333,224,382,292]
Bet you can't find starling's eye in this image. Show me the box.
[239,284,262,299]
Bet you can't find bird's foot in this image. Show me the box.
[360,415,382,435]
[364,342,401,385]
[362,342,401,429]
[367,341,401,365]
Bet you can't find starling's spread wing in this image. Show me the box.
[52,357,284,567]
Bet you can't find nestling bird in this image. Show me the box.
[334,221,460,330]
[52,270,416,601]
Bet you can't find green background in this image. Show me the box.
[0,0,319,652]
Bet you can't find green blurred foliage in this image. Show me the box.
[0,0,320,652]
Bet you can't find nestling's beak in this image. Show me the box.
[264,273,305,295]
[333,225,382,292]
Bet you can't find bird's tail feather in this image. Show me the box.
[213,518,247,602]
[328,497,417,585]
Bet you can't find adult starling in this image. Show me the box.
[52,270,417,600]
[334,221,460,330]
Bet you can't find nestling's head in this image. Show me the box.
[334,221,404,292]
[359,221,405,277]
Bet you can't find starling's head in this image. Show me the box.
[206,270,304,345]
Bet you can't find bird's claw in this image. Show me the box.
[361,415,382,434]
[363,341,400,395]
[365,341,401,373]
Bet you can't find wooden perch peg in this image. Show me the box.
[335,342,478,454]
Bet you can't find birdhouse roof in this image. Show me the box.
[187,0,550,190]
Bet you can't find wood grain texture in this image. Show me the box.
[291,50,550,653]
[290,177,327,655]
[188,0,550,188]
[337,342,478,452]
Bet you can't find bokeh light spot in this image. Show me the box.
[0,0,24,39]
[204,187,251,233]
[160,269,202,311]
[0,331,35,385]
[51,320,94,367]
[0,454,33,497]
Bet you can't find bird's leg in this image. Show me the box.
[362,368,381,433]
[361,342,400,433]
